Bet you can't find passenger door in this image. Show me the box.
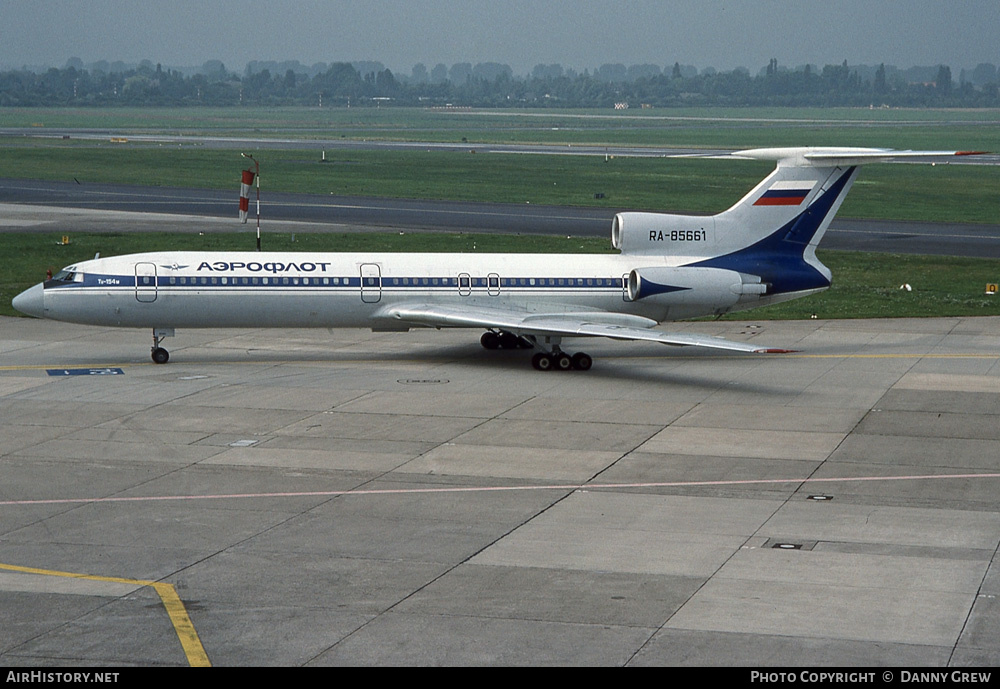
[360,264,381,303]
[135,263,157,303]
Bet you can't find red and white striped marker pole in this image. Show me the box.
[240,153,261,250]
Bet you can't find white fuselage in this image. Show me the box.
[38,250,769,330]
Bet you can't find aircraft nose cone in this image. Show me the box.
[12,283,45,318]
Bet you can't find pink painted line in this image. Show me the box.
[3,473,1000,507]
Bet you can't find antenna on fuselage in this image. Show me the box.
[240,153,261,251]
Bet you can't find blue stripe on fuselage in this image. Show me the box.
[43,274,629,291]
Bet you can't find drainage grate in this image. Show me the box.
[764,538,817,551]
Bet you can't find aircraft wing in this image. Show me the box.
[376,303,790,354]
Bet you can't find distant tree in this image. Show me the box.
[532,63,564,80]
[312,62,363,101]
[449,63,472,84]
[971,63,996,86]
[936,64,952,94]
[352,61,385,77]
[430,63,448,83]
[627,64,660,81]
[410,63,428,84]
[472,62,512,82]
[4,54,998,109]
[596,63,627,82]
[874,63,887,93]
[201,60,228,80]
[375,68,400,95]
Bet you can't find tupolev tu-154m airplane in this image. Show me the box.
[12,147,984,371]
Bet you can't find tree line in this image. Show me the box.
[1,58,997,108]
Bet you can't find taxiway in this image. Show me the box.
[1,314,999,665]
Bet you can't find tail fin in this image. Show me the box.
[611,147,984,301]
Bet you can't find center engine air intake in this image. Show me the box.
[612,212,714,254]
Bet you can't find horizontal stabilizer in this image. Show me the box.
[732,147,987,167]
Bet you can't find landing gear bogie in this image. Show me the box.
[481,331,501,350]
[530,350,594,372]
[481,330,533,350]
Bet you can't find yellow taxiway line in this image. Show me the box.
[0,562,210,667]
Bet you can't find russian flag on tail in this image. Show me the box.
[239,168,255,223]
[754,180,816,206]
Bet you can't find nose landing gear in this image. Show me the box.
[151,328,174,364]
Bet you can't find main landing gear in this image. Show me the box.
[480,330,533,351]
[531,349,592,372]
[151,327,174,364]
[480,330,593,371]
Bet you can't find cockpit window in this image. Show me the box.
[49,268,84,283]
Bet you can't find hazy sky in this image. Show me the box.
[3,0,998,75]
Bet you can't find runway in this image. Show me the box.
[1,315,999,666]
[3,178,1000,258]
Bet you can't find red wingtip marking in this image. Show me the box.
[955,151,989,156]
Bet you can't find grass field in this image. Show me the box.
[2,145,998,224]
[3,105,1000,150]
[2,106,997,222]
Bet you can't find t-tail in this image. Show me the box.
[613,147,985,307]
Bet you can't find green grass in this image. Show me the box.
[5,232,1000,321]
[720,251,1000,320]
[3,106,1000,151]
[2,144,997,223]
[2,105,997,223]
